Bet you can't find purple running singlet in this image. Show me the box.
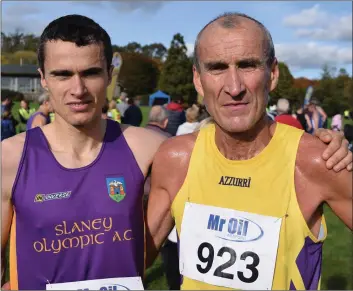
[10,119,145,290]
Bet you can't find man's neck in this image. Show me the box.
[48,115,107,155]
[214,116,274,161]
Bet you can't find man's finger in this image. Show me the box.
[333,152,352,172]
[332,150,352,172]
[326,143,348,170]
[347,162,353,172]
[322,136,343,162]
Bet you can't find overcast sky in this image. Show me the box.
[2,1,352,79]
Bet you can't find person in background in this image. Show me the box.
[308,99,327,132]
[165,96,186,136]
[1,110,16,141]
[26,93,53,130]
[1,97,12,115]
[274,98,303,130]
[122,97,143,127]
[331,110,342,131]
[176,104,201,135]
[317,103,328,128]
[143,105,172,211]
[18,99,35,124]
[18,99,35,132]
[293,104,312,132]
[197,104,210,122]
[107,100,121,123]
[145,105,172,138]
[344,109,350,120]
[117,92,129,118]
[102,101,109,119]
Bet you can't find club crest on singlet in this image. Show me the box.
[106,177,126,203]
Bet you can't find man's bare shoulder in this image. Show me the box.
[154,132,198,168]
[2,132,27,199]
[121,124,167,151]
[120,124,168,176]
[151,132,198,201]
[2,132,26,165]
[297,132,331,175]
[296,132,350,198]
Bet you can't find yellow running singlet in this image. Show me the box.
[171,123,326,290]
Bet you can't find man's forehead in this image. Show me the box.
[198,35,266,63]
[44,41,105,68]
[197,18,266,59]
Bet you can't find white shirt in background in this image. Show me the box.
[176,122,200,136]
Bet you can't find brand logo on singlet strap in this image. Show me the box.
[34,191,72,203]
[106,177,126,203]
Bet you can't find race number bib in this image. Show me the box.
[179,203,282,290]
[46,276,144,290]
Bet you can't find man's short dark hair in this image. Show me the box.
[38,14,113,74]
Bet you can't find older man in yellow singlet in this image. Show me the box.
[146,12,352,290]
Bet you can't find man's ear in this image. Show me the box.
[108,65,114,85]
[269,58,279,92]
[193,65,204,98]
[38,68,48,91]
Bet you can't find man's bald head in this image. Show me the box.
[193,12,275,72]
[148,105,168,125]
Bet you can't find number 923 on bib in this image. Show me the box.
[179,203,282,290]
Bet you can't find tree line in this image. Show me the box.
[2,30,352,116]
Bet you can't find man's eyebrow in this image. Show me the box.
[236,58,263,65]
[81,67,104,75]
[49,69,73,76]
[204,61,228,70]
[49,67,103,76]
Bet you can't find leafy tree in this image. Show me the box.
[158,33,196,101]
[142,43,167,60]
[118,52,160,97]
[312,65,352,116]
[269,62,294,105]
[12,50,38,65]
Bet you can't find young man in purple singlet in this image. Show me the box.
[1,14,352,291]
[1,15,165,290]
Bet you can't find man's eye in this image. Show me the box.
[237,61,262,71]
[207,64,228,72]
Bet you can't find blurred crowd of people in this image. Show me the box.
[3,92,352,154]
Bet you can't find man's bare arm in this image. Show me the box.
[1,134,25,285]
[145,134,196,268]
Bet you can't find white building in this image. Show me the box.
[1,64,41,94]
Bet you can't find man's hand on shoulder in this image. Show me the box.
[297,133,352,229]
[313,128,352,172]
